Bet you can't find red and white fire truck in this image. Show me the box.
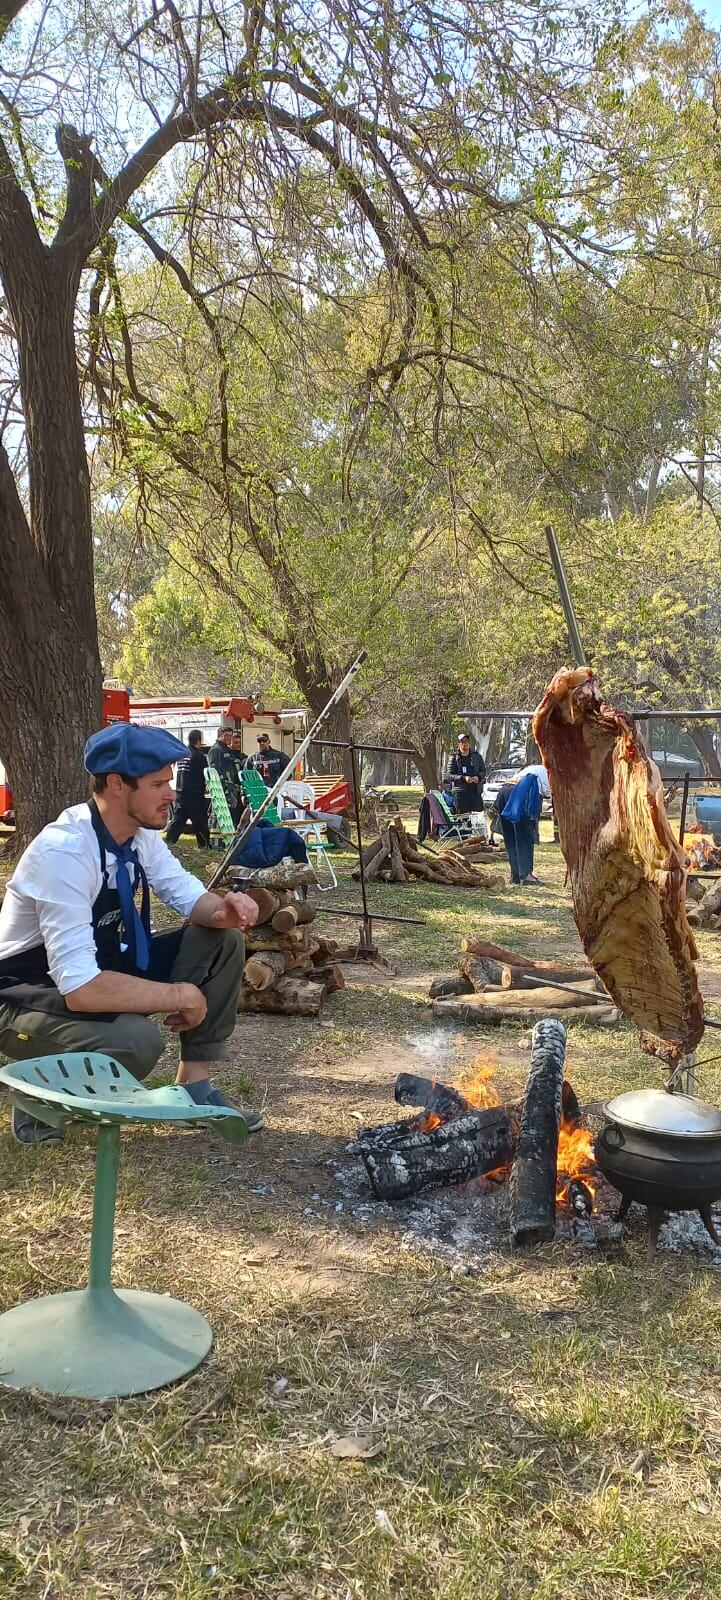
[0,688,306,823]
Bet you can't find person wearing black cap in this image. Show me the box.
[249,731,286,786]
[445,732,486,816]
[166,729,211,848]
[0,724,262,1145]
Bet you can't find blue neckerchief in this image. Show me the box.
[94,813,151,972]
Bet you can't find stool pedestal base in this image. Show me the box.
[0,1287,212,1398]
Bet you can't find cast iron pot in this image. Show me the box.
[596,1089,721,1211]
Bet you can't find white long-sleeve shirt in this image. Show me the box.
[0,803,205,995]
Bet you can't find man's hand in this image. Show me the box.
[164,983,208,1032]
[211,890,260,931]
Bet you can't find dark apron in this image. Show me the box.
[0,802,183,1017]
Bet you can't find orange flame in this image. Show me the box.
[556,1122,596,1204]
[458,1053,503,1111]
[685,831,721,871]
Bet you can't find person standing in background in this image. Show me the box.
[209,728,241,823]
[249,732,285,786]
[445,732,486,816]
[496,767,545,885]
[166,730,211,848]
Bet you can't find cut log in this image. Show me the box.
[243,951,287,991]
[394,1072,470,1119]
[271,904,299,933]
[429,974,474,999]
[500,962,595,990]
[460,938,590,976]
[244,887,280,924]
[440,984,606,1013]
[356,1107,514,1201]
[292,899,318,925]
[312,935,340,964]
[509,1018,566,1246]
[307,963,346,994]
[388,825,408,882]
[688,878,721,929]
[458,955,500,993]
[237,976,327,1015]
[432,997,618,1028]
[232,861,317,890]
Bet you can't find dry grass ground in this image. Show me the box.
[3,824,721,1599]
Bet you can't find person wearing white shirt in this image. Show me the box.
[0,724,262,1145]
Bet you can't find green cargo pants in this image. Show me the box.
[0,926,244,1080]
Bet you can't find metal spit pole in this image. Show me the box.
[207,650,367,891]
[544,525,588,668]
[679,772,691,850]
[348,735,374,954]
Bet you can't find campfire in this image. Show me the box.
[352,1021,601,1244]
[685,829,721,872]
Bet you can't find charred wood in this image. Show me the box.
[394,1072,470,1119]
[509,1018,566,1246]
[357,1107,514,1201]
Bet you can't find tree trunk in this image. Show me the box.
[413,737,440,791]
[689,725,721,779]
[0,235,102,846]
[291,651,354,784]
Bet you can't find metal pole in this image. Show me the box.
[207,650,367,890]
[88,1123,120,1291]
[349,736,374,954]
[545,524,588,667]
[679,772,690,850]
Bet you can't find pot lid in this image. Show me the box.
[603,1088,721,1138]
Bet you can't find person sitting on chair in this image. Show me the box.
[445,732,486,816]
[0,725,263,1146]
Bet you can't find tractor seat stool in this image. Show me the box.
[0,1053,248,1400]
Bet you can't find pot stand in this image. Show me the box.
[615,1193,720,1261]
[0,1053,248,1399]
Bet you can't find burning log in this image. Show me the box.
[394,1072,470,1119]
[567,1178,593,1218]
[356,1107,515,1201]
[508,1018,567,1246]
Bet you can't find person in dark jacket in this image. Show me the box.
[209,728,241,822]
[166,730,211,848]
[445,733,486,816]
[249,732,286,786]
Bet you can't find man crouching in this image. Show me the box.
[0,724,261,1144]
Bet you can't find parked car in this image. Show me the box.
[482,766,553,818]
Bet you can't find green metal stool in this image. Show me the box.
[0,1053,248,1400]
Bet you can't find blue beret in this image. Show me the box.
[84,724,189,776]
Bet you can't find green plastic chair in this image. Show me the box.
[241,768,337,890]
[0,1053,248,1400]
[241,765,282,824]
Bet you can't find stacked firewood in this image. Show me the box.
[236,887,344,1017]
[352,817,504,889]
[429,938,620,1028]
[687,876,721,930]
[439,836,500,866]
